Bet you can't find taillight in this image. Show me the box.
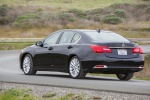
[90,45,112,53]
[132,47,143,54]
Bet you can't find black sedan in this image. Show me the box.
[20,29,144,80]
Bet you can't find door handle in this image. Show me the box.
[48,47,53,50]
[68,45,73,49]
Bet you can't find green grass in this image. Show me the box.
[0,88,36,100]
[133,77,150,80]
[0,42,34,50]
[42,92,56,98]
[0,88,102,100]
[0,0,138,11]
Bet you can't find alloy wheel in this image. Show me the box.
[23,56,31,74]
[69,56,86,79]
[69,58,80,78]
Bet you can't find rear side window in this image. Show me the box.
[85,31,130,43]
[59,31,75,44]
[71,33,80,43]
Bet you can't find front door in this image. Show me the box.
[34,31,62,69]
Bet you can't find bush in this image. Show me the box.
[37,8,43,12]
[0,5,18,25]
[15,14,38,23]
[0,17,8,25]
[114,10,127,18]
[102,14,122,24]
[56,12,77,26]
[68,18,76,22]
[144,7,150,14]
[135,4,148,9]
[91,16,101,21]
[109,3,131,9]
[68,9,86,18]
[142,0,150,1]
[58,13,71,26]
[0,5,9,16]
[13,14,39,28]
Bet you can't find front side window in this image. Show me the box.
[43,31,61,46]
[59,31,75,44]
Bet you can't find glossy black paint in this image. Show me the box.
[20,29,144,74]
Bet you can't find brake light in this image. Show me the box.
[132,47,143,54]
[90,45,112,53]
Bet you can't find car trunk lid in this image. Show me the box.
[101,42,139,59]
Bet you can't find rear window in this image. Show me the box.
[85,31,130,43]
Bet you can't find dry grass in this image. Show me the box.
[0,26,59,38]
[134,54,150,80]
[0,0,138,11]
[0,42,34,50]
[0,21,150,38]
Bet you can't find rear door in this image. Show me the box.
[52,31,75,70]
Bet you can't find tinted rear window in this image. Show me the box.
[85,31,130,43]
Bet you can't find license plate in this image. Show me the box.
[118,49,127,55]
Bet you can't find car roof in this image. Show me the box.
[60,29,113,33]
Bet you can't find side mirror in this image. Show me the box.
[35,41,43,47]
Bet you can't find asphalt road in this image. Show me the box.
[0,45,150,95]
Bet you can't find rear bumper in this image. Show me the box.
[81,59,144,74]
[88,67,143,74]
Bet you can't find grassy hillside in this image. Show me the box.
[0,0,150,38]
[0,0,138,11]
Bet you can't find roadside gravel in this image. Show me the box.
[0,82,150,100]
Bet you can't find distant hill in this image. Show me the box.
[0,0,138,11]
[0,0,150,38]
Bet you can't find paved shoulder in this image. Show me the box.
[0,50,150,95]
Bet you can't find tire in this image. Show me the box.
[116,72,134,80]
[22,54,37,75]
[69,56,86,79]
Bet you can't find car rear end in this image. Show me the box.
[81,30,144,74]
